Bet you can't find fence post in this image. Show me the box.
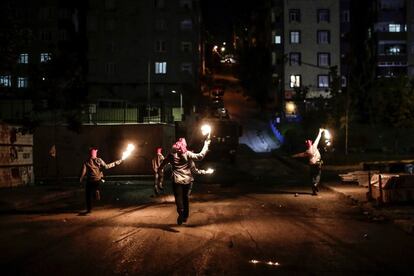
[378,174,383,205]
[367,166,372,201]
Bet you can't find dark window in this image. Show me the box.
[317,30,330,44]
[289,52,301,65]
[155,40,166,52]
[289,9,301,22]
[317,9,330,22]
[317,52,330,66]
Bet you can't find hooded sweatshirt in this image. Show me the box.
[158,141,209,185]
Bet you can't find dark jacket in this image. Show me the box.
[80,158,117,182]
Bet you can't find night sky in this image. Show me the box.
[201,0,252,42]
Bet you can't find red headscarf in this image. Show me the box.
[305,140,313,149]
[173,138,187,154]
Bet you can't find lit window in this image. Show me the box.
[155,40,166,52]
[274,35,281,44]
[289,9,301,22]
[0,75,12,87]
[317,9,330,23]
[387,46,400,55]
[155,62,167,74]
[289,52,301,65]
[290,31,300,44]
[389,24,401,32]
[290,75,301,88]
[17,77,28,88]
[318,75,329,88]
[181,19,192,30]
[317,30,330,44]
[19,53,29,64]
[40,53,52,63]
[181,63,192,74]
[181,41,192,52]
[318,53,330,66]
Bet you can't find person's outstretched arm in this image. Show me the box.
[99,158,122,169]
[187,139,211,161]
[313,128,324,148]
[292,152,306,158]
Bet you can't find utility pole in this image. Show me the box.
[147,60,151,121]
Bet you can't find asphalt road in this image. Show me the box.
[1,178,414,275]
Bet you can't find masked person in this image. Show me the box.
[80,147,122,213]
[158,137,210,225]
[152,147,165,196]
[292,128,324,195]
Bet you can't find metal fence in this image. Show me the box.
[0,100,178,124]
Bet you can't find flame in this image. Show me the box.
[324,129,331,139]
[201,124,212,136]
[249,259,280,266]
[206,168,214,174]
[122,143,135,160]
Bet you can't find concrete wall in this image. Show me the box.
[0,123,34,187]
[34,124,175,179]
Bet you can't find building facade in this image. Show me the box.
[374,0,414,77]
[0,0,202,124]
[86,0,201,122]
[270,0,345,119]
[0,0,86,123]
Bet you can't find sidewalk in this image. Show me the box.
[0,178,155,213]
[274,154,414,235]
[324,181,414,235]
[0,185,83,212]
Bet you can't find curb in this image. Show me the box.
[0,188,83,212]
[323,183,414,235]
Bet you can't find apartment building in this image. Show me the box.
[0,0,85,101]
[270,0,351,119]
[87,0,201,122]
[374,0,414,77]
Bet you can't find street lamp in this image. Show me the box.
[171,90,183,121]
